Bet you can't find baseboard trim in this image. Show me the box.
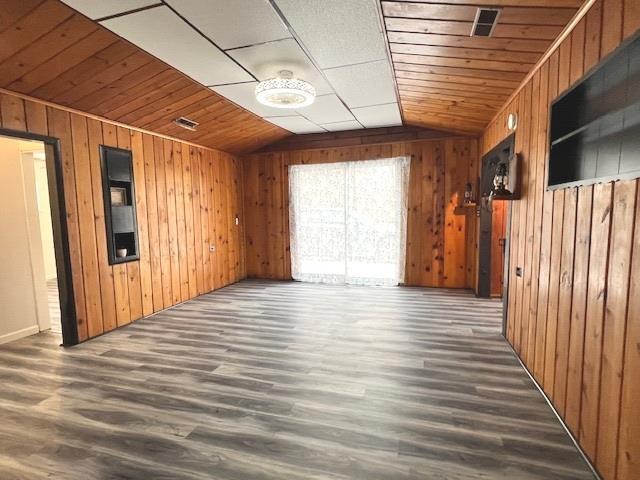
[0,325,40,345]
[504,337,602,480]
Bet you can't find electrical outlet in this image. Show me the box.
[235,216,239,225]
[209,244,216,252]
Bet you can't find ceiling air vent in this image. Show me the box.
[174,116,199,131]
[471,8,501,37]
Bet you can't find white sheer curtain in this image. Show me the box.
[289,156,410,286]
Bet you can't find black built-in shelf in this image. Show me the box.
[548,31,640,189]
[101,145,139,265]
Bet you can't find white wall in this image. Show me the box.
[32,155,57,280]
[0,137,51,344]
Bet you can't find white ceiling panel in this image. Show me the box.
[265,115,326,134]
[296,95,354,125]
[324,60,397,109]
[211,83,291,118]
[321,120,363,132]
[101,6,252,86]
[165,0,291,50]
[273,0,387,69]
[351,103,402,128]
[61,0,158,20]
[228,38,333,96]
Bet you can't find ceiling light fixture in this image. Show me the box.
[255,70,316,109]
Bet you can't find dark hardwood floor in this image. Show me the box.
[0,280,595,480]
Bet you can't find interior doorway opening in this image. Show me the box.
[477,134,515,300]
[0,131,76,346]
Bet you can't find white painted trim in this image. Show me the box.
[0,325,40,345]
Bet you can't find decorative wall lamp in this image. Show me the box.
[454,181,478,215]
[488,153,519,200]
[507,112,518,131]
[490,161,512,198]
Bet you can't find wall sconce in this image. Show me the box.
[490,161,513,198]
[507,112,518,131]
[454,182,477,215]
[464,182,474,204]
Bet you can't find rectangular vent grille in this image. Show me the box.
[174,116,199,131]
[471,8,501,37]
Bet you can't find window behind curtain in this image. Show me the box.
[289,156,410,286]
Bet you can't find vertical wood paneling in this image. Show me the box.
[199,150,211,292]
[580,182,612,458]
[565,186,593,432]
[69,113,103,337]
[130,130,153,317]
[154,136,172,309]
[142,133,163,312]
[443,139,467,288]
[601,0,623,56]
[86,117,117,332]
[117,126,142,323]
[531,61,551,381]
[597,180,636,480]
[163,139,180,305]
[242,137,478,287]
[46,106,88,341]
[173,141,189,301]
[0,90,244,343]
[191,148,204,294]
[183,147,197,297]
[481,2,639,479]
[617,185,640,480]
[103,123,130,326]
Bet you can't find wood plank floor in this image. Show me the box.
[0,280,595,480]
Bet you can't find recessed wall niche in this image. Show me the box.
[100,145,139,265]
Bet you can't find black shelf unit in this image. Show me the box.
[101,145,139,265]
[548,31,640,189]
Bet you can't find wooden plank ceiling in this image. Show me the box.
[0,0,289,154]
[382,0,583,134]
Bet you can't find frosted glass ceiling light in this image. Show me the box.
[255,70,316,109]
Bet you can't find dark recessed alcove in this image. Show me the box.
[548,32,640,188]
[101,145,139,265]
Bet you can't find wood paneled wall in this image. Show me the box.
[482,1,639,479]
[242,138,479,289]
[0,90,245,343]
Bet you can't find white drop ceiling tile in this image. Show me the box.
[165,0,291,50]
[296,95,354,124]
[211,83,292,118]
[61,0,158,20]
[228,38,333,96]
[101,6,252,86]
[273,0,387,69]
[323,60,397,109]
[351,103,402,128]
[321,120,363,132]
[265,115,326,134]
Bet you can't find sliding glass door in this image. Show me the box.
[289,157,409,286]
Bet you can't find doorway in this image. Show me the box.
[477,134,515,299]
[288,157,410,286]
[0,130,76,346]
